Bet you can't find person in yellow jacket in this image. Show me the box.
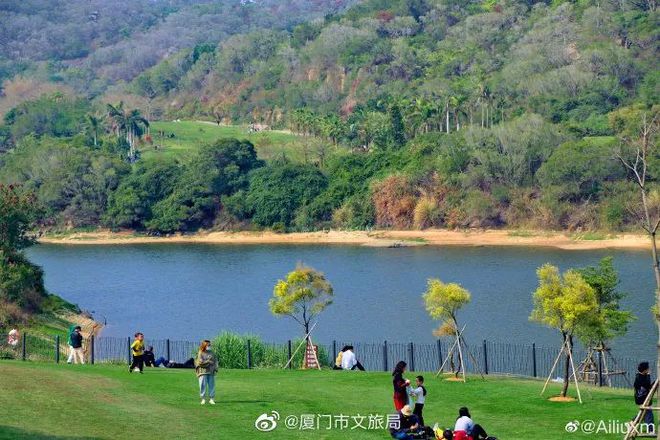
[129,332,145,373]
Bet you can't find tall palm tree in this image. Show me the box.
[106,102,149,162]
[85,114,102,148]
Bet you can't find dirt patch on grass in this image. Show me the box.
[549,396,577,402]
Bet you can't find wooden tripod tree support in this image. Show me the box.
[624,379,658,439]
[283,322,321,370]
[575,342,631,387]
[541,337,583,404]
[434,324,485,382]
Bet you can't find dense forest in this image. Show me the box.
[0,0,658,234]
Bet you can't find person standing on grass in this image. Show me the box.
[66,325,76,363]
[129,332,145,373]
[409,375,426,426]
[69,326,84,364]
[392,361,410,411]
[195,340,218,405]
[634,361,655,427]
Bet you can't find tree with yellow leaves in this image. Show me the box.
[423,278,472,379]
[269,264,333,337]
[531,263,599,399]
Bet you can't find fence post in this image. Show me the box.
[166,339,171,361]
[332,340,337,363]
[247,339,252,369]
[22,332,26,361]
[597,349,603,387]
[483,340,488,375]
[127,337,131,366]
[409,342,415,372]
[287,340,292,369]
[383,341,388,372]
[55,335,60,363]
[437,339,443,370]
[90,336,95,365]
[532,343,537,378]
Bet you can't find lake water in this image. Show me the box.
[27,243,656,362]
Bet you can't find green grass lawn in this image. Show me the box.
[0,361,642,440]
[144,121,339,163]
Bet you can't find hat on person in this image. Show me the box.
[401,405,413,416]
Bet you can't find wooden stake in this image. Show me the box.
[283,322,318,369]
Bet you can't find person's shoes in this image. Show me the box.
[209,399,215,405]
[200,399,206,405]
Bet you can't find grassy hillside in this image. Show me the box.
[145,121,340,162]
[0,361,638,439]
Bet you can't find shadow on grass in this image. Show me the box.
[0,426,103,440]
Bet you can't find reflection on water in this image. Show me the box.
[27,243,655,361]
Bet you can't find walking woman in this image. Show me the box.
[392,361,410,411]
[195,340,218,405]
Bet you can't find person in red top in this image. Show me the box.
[392,361,410,411]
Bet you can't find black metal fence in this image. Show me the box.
[2,333,651,390]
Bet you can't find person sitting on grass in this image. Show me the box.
[453,407,490,440]
[143,346,156,367]
[195,340,218,405]
[389,405,421,440]
[333,346,347,370]
[409,375,427,426]
[341,345,365,371]
[129,332,145,373]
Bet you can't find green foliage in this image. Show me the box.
[244,162,327,228]
[146,138,261,232]
[0,185,48,312]
[576,257,634,345]
[210,331,331,369]
[269,264,334,334]
[3,94,90,142]
[423,278,471,323]
[530,264,599,337]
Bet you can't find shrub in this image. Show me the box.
[413,197,441,229]
[210,331,330,369]
[372,175,416,228]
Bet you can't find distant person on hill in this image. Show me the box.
[341,345,365,371]
[392,361,410,411]
[143,346,156,367]
[195,340,218,405]
[453,407,490,440]
[7,328,19,347]
[634,361,655,426]
[129,332,145,373]
[69,326,84,364]
[333,346,347,370]
[409,375,427,426]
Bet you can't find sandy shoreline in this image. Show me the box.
[38,229,651,251]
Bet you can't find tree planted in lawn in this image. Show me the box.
[577,257,634,349]
[423,278,471,377]
[530,264,598,398]
[269,264,333,336]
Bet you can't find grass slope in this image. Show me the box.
[0,361,639,439]
[145,121,335,162]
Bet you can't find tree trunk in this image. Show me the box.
[561,332,571,398]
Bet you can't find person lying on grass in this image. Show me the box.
[195,340,218,405]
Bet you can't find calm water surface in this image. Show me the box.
[27,244,656,361]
